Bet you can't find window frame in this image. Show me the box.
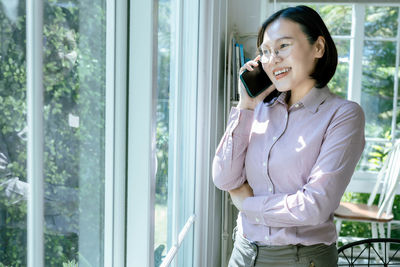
[27,0,45,266]
[104,0,128,266]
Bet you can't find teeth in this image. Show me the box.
[274,68,291,76]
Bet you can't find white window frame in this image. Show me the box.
[27,0,45,266]
[104,0,128,266]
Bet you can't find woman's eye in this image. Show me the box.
[280,43,290,49]
[262,50,270,56]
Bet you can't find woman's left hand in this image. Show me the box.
[229,182,254,211]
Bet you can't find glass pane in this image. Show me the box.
[397,97,400,139]
[43,1,106,266]
[357,140,392,171]
[365,6,398,38]
[329,39,350,99]
[155,0,171,265]
[319,5,352,36]
[362,41,396,138]
[0,1,27,266]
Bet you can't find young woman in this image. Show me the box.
[212,6,365,267]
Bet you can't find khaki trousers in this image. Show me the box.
[228,230,338,267]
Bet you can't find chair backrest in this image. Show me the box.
[338,238,400,266]
[367,139,400,218]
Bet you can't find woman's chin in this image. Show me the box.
[275,86,291,93]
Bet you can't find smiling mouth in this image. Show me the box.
[273,67,291,79]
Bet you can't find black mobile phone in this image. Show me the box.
[239,61,273,98]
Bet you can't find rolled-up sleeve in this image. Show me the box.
[212,107,254,191]
[241,102,365,227]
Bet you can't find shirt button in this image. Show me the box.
[255,217,260,223]
[264,235,269,241]
[263,162,266,167]
[268,188,273,193]
[294,103,299,108]
[272,136,277,141]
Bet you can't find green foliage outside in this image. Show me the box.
[155,0,171,206]
[0,1,105,266]
[154,1,171,266]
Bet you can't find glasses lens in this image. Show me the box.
[260,54,269,63]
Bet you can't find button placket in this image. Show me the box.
[265,109,289,194]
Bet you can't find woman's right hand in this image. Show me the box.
[237,55,275,110]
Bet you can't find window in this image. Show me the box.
[126,0,202,266]
[1,0,222,265]
[154,0,198,265]
[43,1,106,265]
[0,0,107,266]
[0,1,28,265]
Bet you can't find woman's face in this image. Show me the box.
[260,18,323,93]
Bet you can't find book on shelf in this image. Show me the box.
[231,38,248,101]
[231,37,237,102]
[239,44,244,67]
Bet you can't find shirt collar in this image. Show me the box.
[300,86,330,113]
[266,86,330,113]
[267,90,289,107]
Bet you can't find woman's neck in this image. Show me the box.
[287,80,316,107]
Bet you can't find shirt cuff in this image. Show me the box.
[229,107,254,136]
[242,196,266,225]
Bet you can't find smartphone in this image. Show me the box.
[239,61,273,98]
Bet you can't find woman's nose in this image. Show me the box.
[270,51,282,63]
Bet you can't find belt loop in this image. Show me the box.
[295,244,300,262]
[250,242,259,266]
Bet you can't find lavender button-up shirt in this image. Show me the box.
[212,86,365,246]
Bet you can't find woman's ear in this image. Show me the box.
[314,36,325,59]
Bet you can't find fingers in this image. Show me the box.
[239,55,261,74]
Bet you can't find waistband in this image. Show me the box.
[234,229,336,260]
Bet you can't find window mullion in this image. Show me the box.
[348,3,364,104]
[26,0,44,267]
[104,0,129,266]
[126,0,158,266]
[104,0,116,265]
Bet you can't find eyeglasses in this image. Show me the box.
[259,40,294,63]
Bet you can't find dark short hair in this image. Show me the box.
[257,5,338,88]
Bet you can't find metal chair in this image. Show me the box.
[337,238,400,266]
[335,139,400,240]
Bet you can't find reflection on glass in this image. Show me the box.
[319,5,352,36]
[0,1,28,266]
[362,41,396,138]
[329,39,350,99]
[155,0,171,266]
[43,1,106,266]
[365,6,398,38]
